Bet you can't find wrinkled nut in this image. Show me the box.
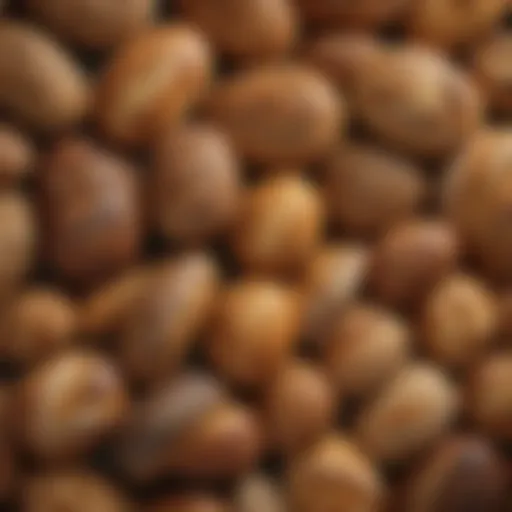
[323,144,425,236]
[0,22,89,131]
[404,435,507,512]
[210,64,344,164]
[147,494,229,512]
[421,273,498,367]
[232,174,324,277]
[96,24,213,146]
[324,303,411,397]
[288,435,384,512]
[180,0,297,60]
[26,0,156,49]
[264,361,335,455]
[235,474,285,512]
[18,350,128,462]
[151,123,241,245]
[355,363,459,462]
[0,125,34,187]
[208,280,302,388]
[371,220,459,307]
[40,137,141,285]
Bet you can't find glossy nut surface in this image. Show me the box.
[0,125,34,187]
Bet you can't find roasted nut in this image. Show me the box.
[0,125,34,187]
[151,123,241,245]
[147,494,229,512]
[96,24,213,146]
[235,474,285,512]
[232,174,324,277]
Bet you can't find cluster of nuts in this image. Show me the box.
[0,0,510,511]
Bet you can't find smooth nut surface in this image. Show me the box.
[0,125,34,186]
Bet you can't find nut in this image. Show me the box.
[0,125,34,187]
[235,474,285,512]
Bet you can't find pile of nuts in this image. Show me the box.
[0,0,511,511]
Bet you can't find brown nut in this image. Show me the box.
[287,435,384,512]
[323,144,425,236]
[404,435,508,512]
[147,495,229,512]
[0,386,17,501]
[208,280,302,388]
[96,24,213,146]
[18,350,128,462]
[0,125,34,187]
[355,363,459,462]
[180,0,297,60]
[40,137,141,285]
[371,220,459,307]
[324,303,411,397]
[210,64,344,164]
[26,0,156,49]
[235,474,285,512]
[151,123,241,245]
[0,22,89,131]
[231,174,324,277]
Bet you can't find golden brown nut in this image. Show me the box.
[40,137,141,285]
[207,280,302,388]
[0,22,89,131]
[18,350,128,462]
[96,24,213,146]
[232,174,324,277]
[0,125,34,187]
[235,474,285,512]
[323,144,425,236]
[147,494,229,512]
[180,0,297,60]
[151,123,241,245]
[210,64,344,164]
[288,435,384,512]
[26,0,156,49]
[355,363,459,462]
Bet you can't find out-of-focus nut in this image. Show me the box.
[235,474,285,512]
[147,494,229,512]
[0,386,16,502]
[0,125,34,186]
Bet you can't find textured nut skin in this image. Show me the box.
[235,474,285,512]
[151,124,241,245]
[180,0,297,60]
[232,174,324,277]
[96,24,213,146]
[147,495,229,512]
[0,22,88,131]
[40,138,141,285]
[324,303,411,397]
[26,0,155,49]
[210,65,343,164]
[0,125,34,186]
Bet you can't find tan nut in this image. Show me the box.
[235,474,285,512]
[0,125,34,187]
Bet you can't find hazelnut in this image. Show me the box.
[147,494,229,512]
[235,474,285,512]
[0,125,34,187]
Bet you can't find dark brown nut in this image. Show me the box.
[180,0,297,60]
[0,125,34,187]
[24,470,131,512]
[18,350,128,462]
[287,435,384,512]
[498,291,512,337]
[210,64,344,164]
[147,494,230,512]
[26,0,156,49]
[0,22,89,131]
[355,363,459,462]
[353,46,482,157]
[231,174,324,277]
[96,24,213,147]
[263,361,335,455]
[208,280,302,388]
[119,253,219,384]
[151,123,241,245]
[371,220,459,307]
[421,273,498,368]
[324,303,411,397]
[404,435,508,512]
[235,474,285,512]
[323,144,425,236]
[40,137,141,285]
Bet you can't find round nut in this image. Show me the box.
[147,495,229,512]
[0,125,34,187]
[235,474,285,512]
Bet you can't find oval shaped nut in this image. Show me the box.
[26,0,156,49]
[180,0,297,60]
[40,137,141,285]
[0,23,88,131]
[119,253,219,384]
[371,220,459,307]
[355,363,459,462]
[235,474,285,512]
[404,435,508,512]
[0,125,34,187]
[17,351,128,462]
[151,124,241,245]
[208,280,302,388]
[96,24,213,147]
[324,144,425,236]
[232,174,324,277]
[147,495,230,512]
[210,65,344,164]
[288,435,384,512]
[324,303,411,397]
[353,46,482,157]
